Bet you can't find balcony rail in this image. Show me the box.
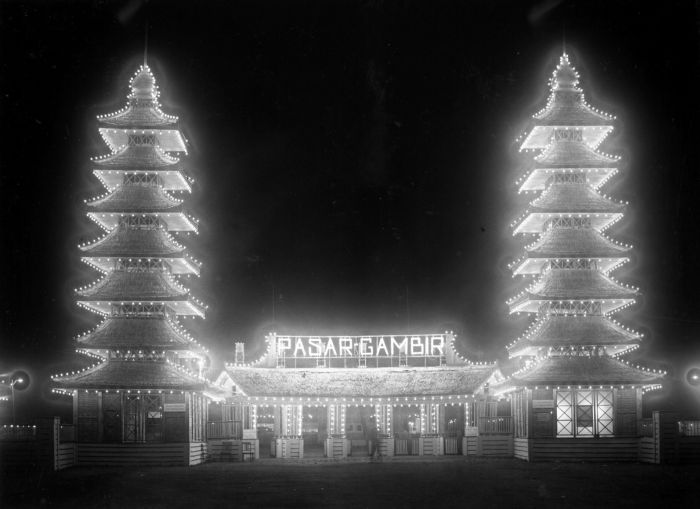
[638,418,654,437]
[478,416,513,435]
[208,420,242,439]
[0,425,37,441]
[679,420,700,437]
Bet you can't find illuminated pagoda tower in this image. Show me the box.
[52,61,216,463]
[503,53,663,459]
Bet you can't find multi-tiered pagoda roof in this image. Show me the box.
[97,66,185,152]
[504,53,662,389]
[53,62,210,392]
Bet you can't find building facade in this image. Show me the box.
[212,333,503,458]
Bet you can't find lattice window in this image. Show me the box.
[123,173,162,186]
[557,389,617,438]
[124,396,140,443]
[127,134,157,146]
[544,217,592,229]
[546,173,587,186]
[540,301,603,316]
[596,390,614,436]
[553,128,583,142]
[111,302,168,317]
[144,395,163,442]
[575,390,594,436]
[115,259,167,272]
[118,215,164,230]
[556,390,573,437]
[548,259,597,271]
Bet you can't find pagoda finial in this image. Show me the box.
[562,24,566,55]
[144,23,149,66]
[550,51,580,92]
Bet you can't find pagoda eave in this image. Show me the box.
[512,257,628,275]
[508,343,636,359]
[79,228,186,258]
[508,297,635,315]
[81,256,200,275]
[519,167,618,192]
[504,356,663,388]
[77,299,205,317]
[51,359,207,392]
[514,213,621,234]
[87,212,197,232]
[94,169,191,192]
[86,185,183,212]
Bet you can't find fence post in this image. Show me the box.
[52,416,60,471]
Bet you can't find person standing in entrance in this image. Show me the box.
[367,420,378,458]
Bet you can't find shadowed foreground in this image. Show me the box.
[2,457,699,508]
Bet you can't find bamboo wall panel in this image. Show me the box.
[76,443,191,466]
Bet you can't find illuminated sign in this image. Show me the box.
[273,334,446,359]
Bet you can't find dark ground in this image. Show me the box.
[2,457,699,508]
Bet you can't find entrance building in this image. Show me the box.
[212,333,503,458]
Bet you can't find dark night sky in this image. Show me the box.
[1,0,699,419]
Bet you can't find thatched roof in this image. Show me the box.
[80,227,184,258]
[507,316,640,357]
[224,365,496,398]
[534,90,614,127]
[52,359,206,391]
[99,103,177,129]
[527,228,629,258]
[530,183,624,214]
[509,269,636,314]
[519,167,617,192]
[93,144,181,170]
[534,139,618,169]
[87,184,182,213]
[77,270,188,301]
[507,356,662,386]
[77,317,196,351]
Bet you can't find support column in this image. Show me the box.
[374,404,394,456]
[325,404,349,458]
[420,403,444,455]
[463,402,478,456]
[241,404,259,459]
[273,404,303,458]
[327,404,346,436]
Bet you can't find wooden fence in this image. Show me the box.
[478,416,513,434]
[207,420,242,439]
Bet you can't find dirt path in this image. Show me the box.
[2,457,699,508]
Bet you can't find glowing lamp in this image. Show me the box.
[687,368,700,387]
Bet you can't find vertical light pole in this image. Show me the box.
[10,377,23,425]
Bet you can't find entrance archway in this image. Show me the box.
[302,406,326,457]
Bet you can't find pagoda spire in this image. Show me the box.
[52,59,221,448]
[144,22,148,66]
[500,50,662,440]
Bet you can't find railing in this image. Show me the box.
[638,418,654,437]
[0,425,37,441]
[478,416,513,435]
[678,420,700,436]
[208,420,242,439]
[59,424,75,442]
